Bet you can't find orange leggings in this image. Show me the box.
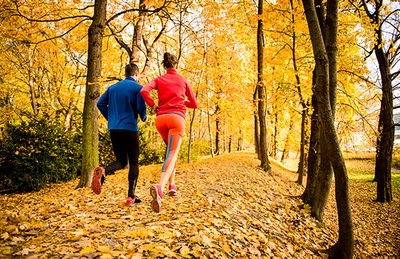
[156,114,185,174]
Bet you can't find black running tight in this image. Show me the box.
[106,130,140,198]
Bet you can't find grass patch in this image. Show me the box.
[393,174,400,192]
[346,158,400,196]
[343,151,375,160]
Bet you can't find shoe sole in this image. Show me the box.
[150,186,161,213]
[91,167,104,195]
[168,190,177,196]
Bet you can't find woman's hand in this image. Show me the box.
[152,104,159,114]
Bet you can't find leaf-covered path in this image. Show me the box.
[0,152,399,258]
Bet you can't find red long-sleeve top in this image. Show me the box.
[140,69,198,118]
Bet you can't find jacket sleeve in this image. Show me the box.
[140,80,157,107]
[97,89,109,120]
[137,89,147,122]
[184,82,198,109]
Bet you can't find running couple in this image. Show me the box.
[91,52,198,213]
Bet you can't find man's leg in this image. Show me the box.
[126,131,140,199]
[105,130,128,175]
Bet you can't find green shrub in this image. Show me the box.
[0,117,82,192]
[179,138,210,162]
[139,130,164,165]
[392,149,400,169]
[98,128,165,167]
[98,130,114,167]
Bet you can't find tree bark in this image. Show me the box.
[257,0,271,172]
[304,0,333,221]
[374,41,394,202]
[296,107,307,185]
[28,55,38,116]
[302,91,320,203]
[253,88,260,159]
[131,0,146,64]
[76,0,107,189]
[309,141,333,221]
[360,0,394,203]
[280,118,293,163]
[215,105,221,155]
[302,0,354,257]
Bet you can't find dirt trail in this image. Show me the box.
[0,152,398,258]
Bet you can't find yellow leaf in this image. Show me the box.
[221,211,231,219]
[1,232,9,240]
[99,253,113,259]
[131,227,154,239]
[97,245,111,253]
[159,230,177,240]
[80,246,96,254]
[221,243,231,253]
[179,245,191,258]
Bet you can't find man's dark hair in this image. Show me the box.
[125,63,139,76]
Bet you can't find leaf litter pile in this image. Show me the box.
[0,152,399,258]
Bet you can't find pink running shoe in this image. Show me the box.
[168,184,177,196]
[150,185,163,213]
[125,196,142,206]
[91,166,105,195]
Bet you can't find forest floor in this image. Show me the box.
[0,152,399,258]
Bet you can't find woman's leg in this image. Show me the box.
[156,114,185,191]
[159,133,182,190]
[151,114,185,212]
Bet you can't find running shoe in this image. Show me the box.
[168,184,177,196]
[150,185,163,213]
[91,166,105,195]
[125,196,142,206]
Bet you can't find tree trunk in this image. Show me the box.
[280,118,293,163]
[360,0,394,203]
[131,0,146,64]
[207,100,215,157]
[214,101,221,155]
[304,0,340,221]
[257,0,271,172]
[254,88,260,159]
[303,0,332,219]
[288,0,309,186]
[302,91,320,203]
[272,112,278,158]
[302,0,354,258]
[309,141,333,221]
[28,58,38,116]
[307,0,341,220]
[374,44,394,202]
[76,0,107,189]
[296,107,307,185]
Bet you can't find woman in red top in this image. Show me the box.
[140,52,198,213]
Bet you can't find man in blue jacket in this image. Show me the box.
[92,63,147,206]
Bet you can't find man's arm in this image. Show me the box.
[97,89,109,119]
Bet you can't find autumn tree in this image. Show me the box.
[301,0,379,209]
[265,0,312,181]
[0,2,90,127]
[289,0,311,185]
[352,0,400,203]
[256,0,271,172]
[302,0,354,258]
[77,0,107,189]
